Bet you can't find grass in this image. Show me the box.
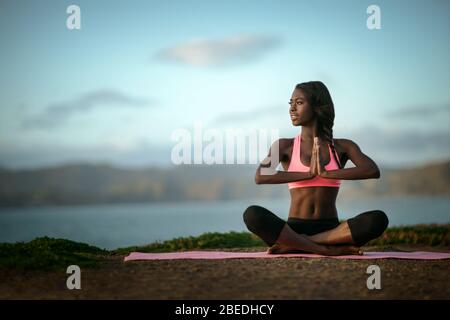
[0,224,448,271]
[0,236,108,271]
[366,224,450,246]
[110,231,263,255]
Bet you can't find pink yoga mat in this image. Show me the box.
[124,250,450,261]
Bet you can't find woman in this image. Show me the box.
[243,81,389,256]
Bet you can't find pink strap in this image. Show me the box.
[331,142,342,168]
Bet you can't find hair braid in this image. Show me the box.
[295,81,342,169]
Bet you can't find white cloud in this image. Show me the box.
[21,89,153,129]
[155,34,282,67]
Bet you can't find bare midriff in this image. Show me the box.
[288,187,339,219]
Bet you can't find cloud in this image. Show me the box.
[1,123,449,170]
[346,125,450,150]
[338,125,450,167]
[21,89,152,129]
[384,103,450,118]
[0,139,172,170]
[155,34,282,67]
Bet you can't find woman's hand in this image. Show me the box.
[309,138,318,177]
[313,137,327,177]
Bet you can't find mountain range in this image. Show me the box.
[0,159,448,206]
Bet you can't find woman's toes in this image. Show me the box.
[347,246,363,255]
[324,245,362,256]
[267,244,280,254]
[267,244,302,254]
[349,246,363,255]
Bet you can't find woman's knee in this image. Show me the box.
[347,210,389,246]
[243,205,267,228]
[372,210,389,233]
[242,205,286,246]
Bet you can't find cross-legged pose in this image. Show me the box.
[243,81,389,256]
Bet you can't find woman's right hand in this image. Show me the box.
[309,137,319,178]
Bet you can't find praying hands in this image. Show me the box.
[309,137,327,177]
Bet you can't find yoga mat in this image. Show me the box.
[124,250,450,261]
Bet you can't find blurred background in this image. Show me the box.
[0,0,449,249]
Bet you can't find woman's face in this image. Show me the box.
[289,89,314,126]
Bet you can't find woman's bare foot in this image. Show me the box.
[266,244,308,254]
[321,245,363,256]
[267,243,363,256]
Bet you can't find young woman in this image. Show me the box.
[243,81,389,256]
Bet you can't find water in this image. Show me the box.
[0,196,449,250]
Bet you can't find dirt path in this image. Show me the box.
[1,245,449,299]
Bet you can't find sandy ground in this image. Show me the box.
[1,245,449,300]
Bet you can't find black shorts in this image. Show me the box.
[286,217,340,236]
[243,205,388,247]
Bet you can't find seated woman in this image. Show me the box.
[243,81,389,256]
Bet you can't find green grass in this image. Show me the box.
[0,224,448,270]
[0,236,108,271]
[366,224,450,246]
[111,231,264,255]
[112,224,450,254]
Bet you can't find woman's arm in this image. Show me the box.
[256,169,314,184]
[255,139,315,184]
[320,139,380,180]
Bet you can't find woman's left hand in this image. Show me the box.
[314,138,327,176]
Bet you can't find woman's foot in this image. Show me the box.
[267,243,363,256]
[266,244,308,254]
[321,245,363,256]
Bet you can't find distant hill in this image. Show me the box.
[0,160,449,206]
[340,160,450,198]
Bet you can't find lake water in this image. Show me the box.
[0,195,449,250]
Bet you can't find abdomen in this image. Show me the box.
[288,187,339,219]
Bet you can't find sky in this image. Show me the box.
[0,0,449,170]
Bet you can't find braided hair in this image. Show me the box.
[295,81,342,169]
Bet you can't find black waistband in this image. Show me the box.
[287,216,339,222]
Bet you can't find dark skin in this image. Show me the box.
[254,89,380,255]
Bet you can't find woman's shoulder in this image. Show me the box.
[271,138,295,158]
[271,137,295,146]
[333,138,358,147]
[278,137,295,149]
[333,138,361,154]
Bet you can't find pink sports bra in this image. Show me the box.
[287,134,342,189]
